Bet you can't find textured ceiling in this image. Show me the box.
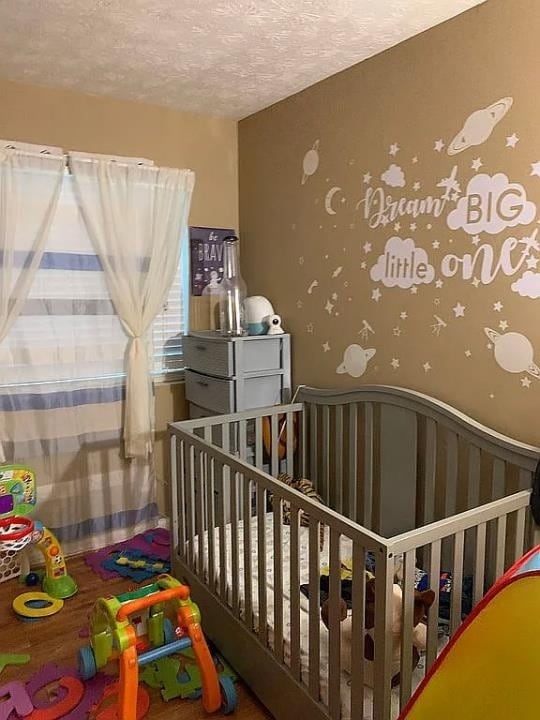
[0,0,485,119]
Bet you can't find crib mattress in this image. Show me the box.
[190,513,447,720]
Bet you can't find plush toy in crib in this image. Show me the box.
[321,578,434,687]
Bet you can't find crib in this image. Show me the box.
[168,385,540,720]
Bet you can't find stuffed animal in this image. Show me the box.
[321,578,435,687]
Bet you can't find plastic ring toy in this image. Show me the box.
[219,676,237,715]
[12,592,64,619]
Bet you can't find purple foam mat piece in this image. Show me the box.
[26,663,78,708]
[84,528,170,580]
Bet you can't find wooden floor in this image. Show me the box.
[0,555,272,720]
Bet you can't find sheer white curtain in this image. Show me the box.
[69,158,194,458]
[0,148,65,461]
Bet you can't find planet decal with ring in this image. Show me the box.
[337,344,376,378]
[484,328,540,377]
[301,139,320,184]
[448,97,513,155]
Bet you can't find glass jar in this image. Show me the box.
[218,236,247,336]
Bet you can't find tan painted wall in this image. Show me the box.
[0,76,238,507]
[239,0,540,446]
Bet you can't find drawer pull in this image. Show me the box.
[195,345,207,351]
[196,380,209,388]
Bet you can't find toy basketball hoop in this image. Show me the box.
[0,517,34,554]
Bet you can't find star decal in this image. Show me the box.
[453,302,466,318]
[380,215,390,226]
[527,256,539,269]
[393,326,402,337]
[413,181,421,191]
[464,350,472,358]
[400,311,408,320]
[499,320,509,331]
[472,277,480,288]
[363,241,372,253]
[531,161,540,178]
[391,358,400,370]
[432,240,440,249]
[471,158,483,171]
[296,300,303,309]
[325,300,334,314]
[360,261,367,270]
[307,323,314,333]
[363,172,372,184]
[521,377,532,388]
[434,139,445,152]
[372,288,382,302]
[410,222,417,231]
[493,301,503,312]
[322,341,331,353]
[412,156,418,164]
[435,279,443,288]
[389,143,399,156]
[423,362,432,372]
[331,292,338,301]
[506,133,519,148]
[298,256,304,265]
[394,222,401,232]
[472,235,481,246]
[410,286,418,295]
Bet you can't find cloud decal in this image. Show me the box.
[511,271,540,299]
[381,164,406,188]
[370,236,435,289]
[447,173,536,235]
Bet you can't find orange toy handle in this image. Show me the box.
[186,622,221,713]
[118,645,139,720]
[116,586,189,621]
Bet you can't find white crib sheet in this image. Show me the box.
[192,514,447,720]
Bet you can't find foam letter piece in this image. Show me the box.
[26,664,77,709]
[28,678,84,720]
[61,674,115,720]
[0,681,33,720]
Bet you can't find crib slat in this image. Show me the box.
[169,435,179,553]
[400,550,416,711]
[239,420,247,461]
[273,497,284,663]
[255,417,264,470]
[286,411,294,476]
[495,514,507,579]
[301,405,308,477]
[207,456,216,593]
[445,430,458,519]
[350,544,366,719]
[467,445,481,511]
[335,406,344,514]
[289,506,301,680]
[230,471,240,614]
[426,539,441,671]
[196,450,206,578]
[474,523,487,605]
[348,404,358,522]
[308,519,321,700]
[450,531,464,636]
[243,474,253,630]
[328,528,342,719]
[364,403,374,528]
[257,485,268,646]
[218,462,227,601]
[271,414,279,477]
[174,437,186,552]
[310,405,318,489]
[515,507,526,561]
[423,418,437,525]
[374,552,394,720]
[322,406,330,504]
[185,444,196,570]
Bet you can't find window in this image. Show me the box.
[2,171,187,391]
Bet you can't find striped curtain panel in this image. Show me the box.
[0,170,159,554]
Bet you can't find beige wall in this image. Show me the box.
[1,76,238,506]
[239,0,540,446]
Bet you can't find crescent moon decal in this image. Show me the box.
[324,186,342,215]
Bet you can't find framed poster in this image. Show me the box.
[189,226,235,296]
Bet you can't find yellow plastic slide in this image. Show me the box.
[400,547,540,720]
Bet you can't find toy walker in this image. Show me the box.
[78,574,236,719]
[0,465,78,616]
